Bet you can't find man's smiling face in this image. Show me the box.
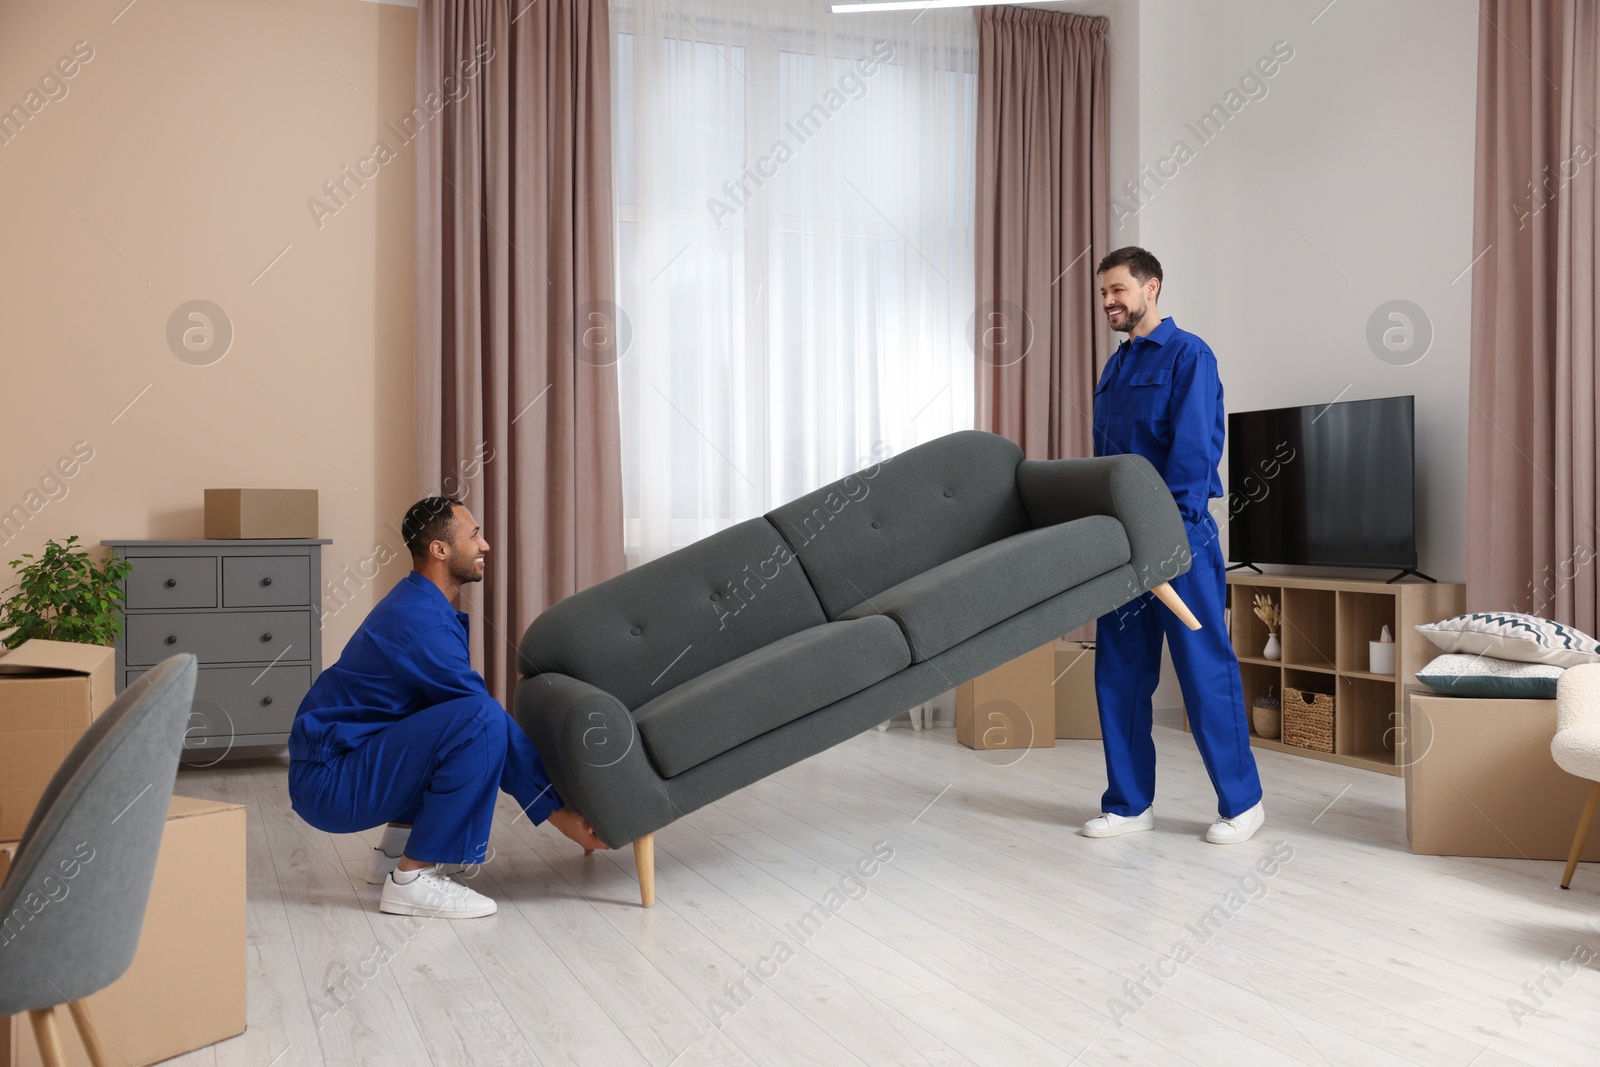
[444,505,489,584]
[1100,265,1156,335]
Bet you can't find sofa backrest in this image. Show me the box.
[764,430,1032,619]
[517,517,828,710]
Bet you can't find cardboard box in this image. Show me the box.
[204,488,318,539]
[957,644,1055,750]
[1,796,247,1067]
[1402,691,1600,860]
[1053,639,1101,739]
[0,640,117,839]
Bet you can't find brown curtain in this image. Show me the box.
[1468,0,1599,632]
[974,6,1109,462]
[416,0,624,702]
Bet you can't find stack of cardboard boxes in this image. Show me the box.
[0,640,247,1066]
[955,638,1102,750]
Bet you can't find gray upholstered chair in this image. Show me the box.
[0,654,197,1067]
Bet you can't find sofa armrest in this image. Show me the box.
[1015,454,1192,593]
[512,672,677,848]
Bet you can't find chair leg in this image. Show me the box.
[28,1007,69,1067]
[634,833,656,908]
[1561,781,1600,889]
[67,999,111,1067]
[1151,582,1201,631]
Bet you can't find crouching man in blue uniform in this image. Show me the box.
[289,497,607,918]
[1081,247,1266,844]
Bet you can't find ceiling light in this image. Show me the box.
[831,1,1012,13]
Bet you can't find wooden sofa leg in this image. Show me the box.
[1561,781,1600,889]
[634,834,656,908]
[1151,582,1201,631]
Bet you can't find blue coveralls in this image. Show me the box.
[1091,317,1263,819]
[288,571,563,864]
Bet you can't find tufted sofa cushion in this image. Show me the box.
[838,515,1131,662]
[765,430,1032,619]
[516,517,828,711]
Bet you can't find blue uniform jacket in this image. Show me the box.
[289,571,500,764]
[1092,317,1226,533]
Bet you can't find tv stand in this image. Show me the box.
[1226,562,1263,574]
[1386,568,1436,584]
[1189,573,1463,776]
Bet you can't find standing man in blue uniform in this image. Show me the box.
[289,497,607,918]
[1081,247,1265,844]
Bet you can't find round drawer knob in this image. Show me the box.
[261,696,273,706]
[164,635,177,645]
[261,576,273,586]
[261,632,273,642]
[165,578,177,588]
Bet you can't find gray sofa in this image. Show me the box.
[513,429,1197,905]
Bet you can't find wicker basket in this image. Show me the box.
[1251,689,1281,739]
[1282,685,1335,752]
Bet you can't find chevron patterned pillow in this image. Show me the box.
[1416,612,1600,669]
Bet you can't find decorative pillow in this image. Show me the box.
[1415,612,1600,669]
[1416,653,1563,698]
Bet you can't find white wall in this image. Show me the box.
[1137,0,1479,584]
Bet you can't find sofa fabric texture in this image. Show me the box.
[517,515,828,711]
[766,430,1034,619]
[514,430,1190,848]
[838,514,1130,662]
[633,615,911,777]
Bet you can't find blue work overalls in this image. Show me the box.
[287,571,563,864]
[1091,317,1263,819]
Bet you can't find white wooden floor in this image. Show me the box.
[163,722,1600,1067]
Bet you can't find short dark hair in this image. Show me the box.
[402,496,464,561]
[1097,246,1164,296]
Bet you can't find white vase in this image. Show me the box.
[1263,633,1281,660]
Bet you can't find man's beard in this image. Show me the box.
[1113,297,1148,335]
[448,547,483,584]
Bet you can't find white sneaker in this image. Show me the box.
[1081,807,1155,838]
[379,866,497,919]
[369,848,473,885]
[1206,801,1265,844]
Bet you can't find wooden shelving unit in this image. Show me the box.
[1186,573,1463,776]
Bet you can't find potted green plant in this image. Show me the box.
[0,535,132,649]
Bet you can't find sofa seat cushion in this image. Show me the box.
[632,615,911,777]
[838,515,1131,662]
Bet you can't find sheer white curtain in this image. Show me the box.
[612,0,977,564]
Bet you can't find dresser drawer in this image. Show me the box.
[126,610,311,667]
[223,555,312,607]
[125,556,217,609]
[177,664,312,743]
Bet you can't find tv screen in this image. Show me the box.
[1227,395,1416,571]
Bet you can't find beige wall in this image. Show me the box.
[0,0,420,661]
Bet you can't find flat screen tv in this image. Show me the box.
[1227,395,1428,582]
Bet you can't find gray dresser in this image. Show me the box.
[102,538,330,755]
